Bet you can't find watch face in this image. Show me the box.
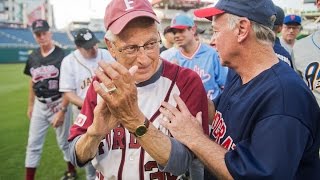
[135,125,147,137]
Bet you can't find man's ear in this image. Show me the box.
[104,38,116,57]
[237,18,250,43]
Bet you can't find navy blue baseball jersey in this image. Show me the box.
[206,61,320,179]
[24,46,65,98]
[274,37,293,68]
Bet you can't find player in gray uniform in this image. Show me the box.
[23,19,76,180]
[293,0,320,106]
[59,28,115,180]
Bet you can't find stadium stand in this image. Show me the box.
[52,31,75,48]
[0,27,108,49]
[0,26,108,63]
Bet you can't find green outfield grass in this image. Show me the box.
[0,64,85,179]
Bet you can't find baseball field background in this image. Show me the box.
[0,64,85,179]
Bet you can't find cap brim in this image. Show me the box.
[33,27,49,33]
[194,7,225,20]
[109,11,159,35]
[80,38,100,49]
[170,25,189,29]
[284,22,301,25]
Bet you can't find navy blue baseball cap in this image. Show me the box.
[194,0,276,29]
[32,19,50,33]
[283,15,301,25]
[274,5,285,26]
[74,28,100,49]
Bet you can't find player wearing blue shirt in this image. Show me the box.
[161,14,227,100]
[273,5,293,68]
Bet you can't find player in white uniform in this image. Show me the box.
[293,0,320,106]
[59,28,115,180]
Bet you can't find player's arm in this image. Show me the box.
[52,94,69,127]
[27,79,35,119]
[160,95,233,180]
[74,130,104,165]
[65,91,84,108]
[74,96,118,165]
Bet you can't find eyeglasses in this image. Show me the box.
[284,25,301,31]
[112,40,162,56]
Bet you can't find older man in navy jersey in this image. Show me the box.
[160,0,320,179]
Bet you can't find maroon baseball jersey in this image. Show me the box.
[68,60,209,180]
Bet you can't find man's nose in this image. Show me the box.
[210,35,216,48]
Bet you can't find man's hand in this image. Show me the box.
[52,111,65,128]
[27,105,33,120]
[159,94,206,147]
[93,61,144,132]
[87,98,119,137]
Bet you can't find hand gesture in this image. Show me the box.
[93,61,144,131]
[87,96,119,137]
[159,94,205,146]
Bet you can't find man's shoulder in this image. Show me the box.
[160,47,179,60]
[29,48,41,57]
[61,51,76,65]
[294,34,313,48]
[162,60,202,83]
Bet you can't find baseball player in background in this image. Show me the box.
[272,5,293,68]
[59,28,114,180]
[23,19,76,180]
[67,0,209,179]
[160,14,228,101]
[293,0,320,106]
[280,14,302,56]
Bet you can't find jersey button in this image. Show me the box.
[129,156,134,161]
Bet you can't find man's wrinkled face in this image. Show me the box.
[108,23,161,83]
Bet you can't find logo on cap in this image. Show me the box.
[35,20,44,28]
[83,32,93,41]
[124,0,134,10]
[104,0,159,35]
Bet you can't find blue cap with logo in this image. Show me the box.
[194,0,276,29]
[170,14,195,29]
[283,14,301,25]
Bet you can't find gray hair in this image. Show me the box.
[225,14,275,45]
[104,17,161,42]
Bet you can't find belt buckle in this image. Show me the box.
[37,97,52,103]
[45,97,53,103]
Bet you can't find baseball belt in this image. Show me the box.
[37,94,62,104]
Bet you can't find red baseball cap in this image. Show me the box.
[104,0,159,35]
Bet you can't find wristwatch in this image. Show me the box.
[59,106,68,113]
[133,117,150,138]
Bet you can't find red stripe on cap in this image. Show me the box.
[170,25,189,29]
[194,7,225,19]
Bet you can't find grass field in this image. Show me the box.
[0,64,85,179]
